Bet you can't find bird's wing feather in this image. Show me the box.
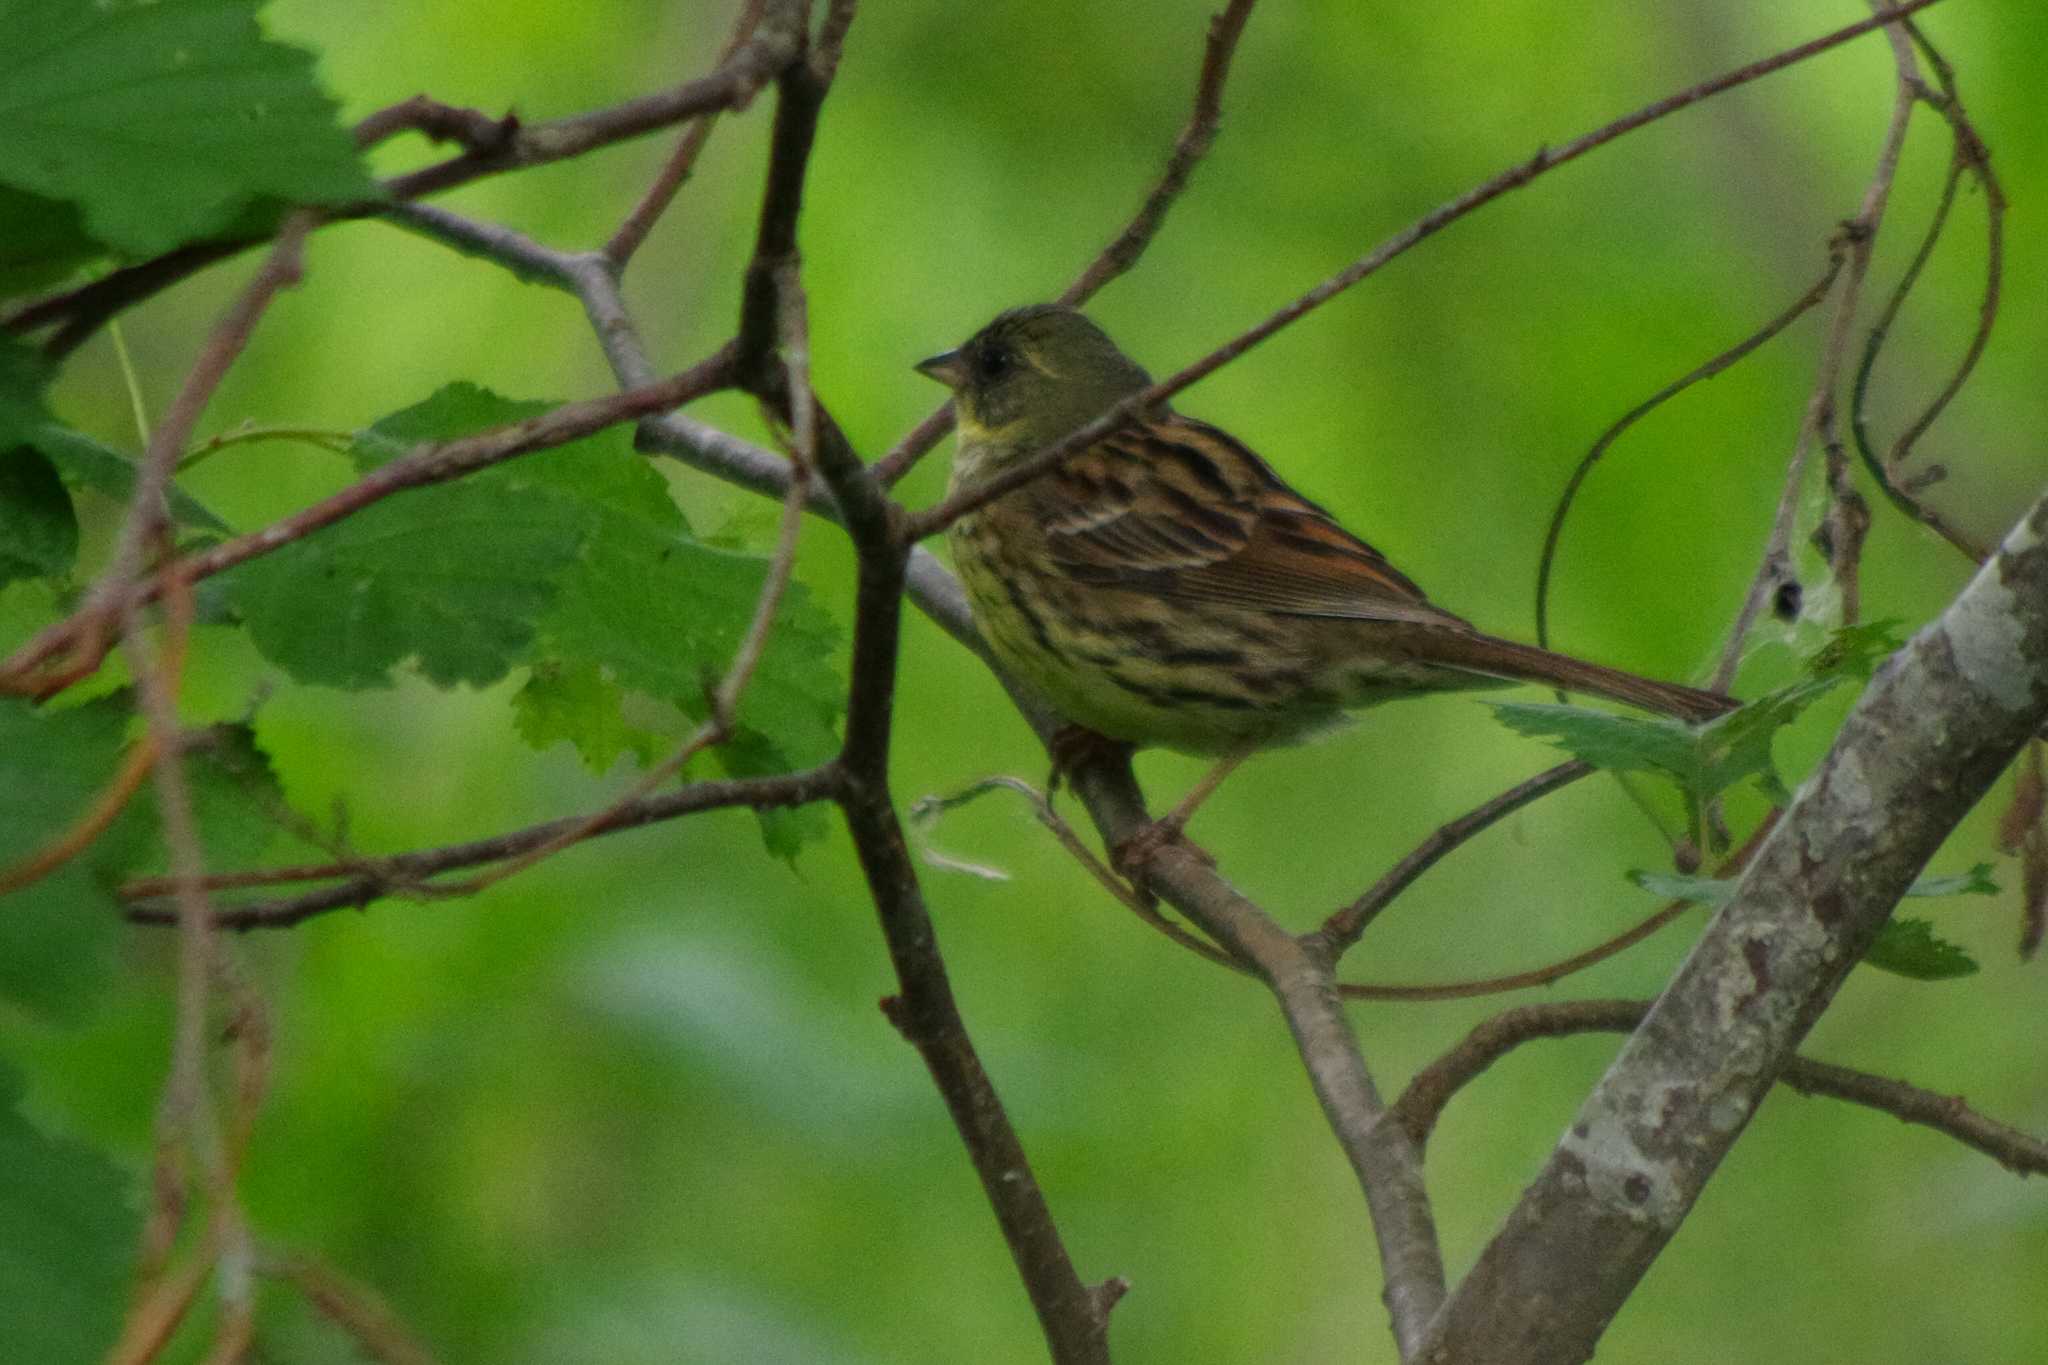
[1034,415,1470,629]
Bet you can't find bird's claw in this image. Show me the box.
[1111,817,1214,874]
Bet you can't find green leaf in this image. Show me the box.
[1491,623,1901,805]
[513,660,666,773]
[1626,867,1737,907]
[0,334,53,441]
[224,389,578,688]
[1864,917,1979,980]
[33,426,230,534]
[0,696,143,1021]
[0,1064,133,1362]
[1489,703,1706,785]
[0,446,77,585]
[1630,864,2000,908]
[712,725,832,866]
[0,0,378,258]
[0,184,98,296]
[0,697,289,1021]
[1905,863,1999,899]
[232,382,843,854]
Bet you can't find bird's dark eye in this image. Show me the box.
[976,343,1014,381]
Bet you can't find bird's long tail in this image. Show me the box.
[1426,632,1737,723]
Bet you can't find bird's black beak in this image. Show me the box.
[914,348,969,389]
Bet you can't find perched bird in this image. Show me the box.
[917,305,1733,829]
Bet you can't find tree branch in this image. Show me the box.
[1391,999,2048,1176]
[1423,485,2048,1363]
[905,0,1952,543]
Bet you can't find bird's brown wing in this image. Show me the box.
[1033,413,1471,630]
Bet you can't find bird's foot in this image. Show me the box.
[1111,817,1216,875]
[1047,725,1134,795]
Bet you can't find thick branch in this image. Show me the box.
[1423,489,2048,1363]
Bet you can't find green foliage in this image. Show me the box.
[0,1064,133,1362]
[1490,622,1906,807]
[513,660,666,772]
[0,0,376,265]
[0,696,288,1021]
[227,383,842,856]
[0,697,143,1021]
[0,446,76,586]
[1862,917,1982,981]
[1627,865,1990,980]
[33,427,230,536]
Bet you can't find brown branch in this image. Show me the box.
[3,1,808,355]
[260,1249,443,1365]
[732,45,1116,1362]
[0,732,158,895]
[906,0,1952,543]
[1,346,737,698]
[1062,752,1447,1357]
[1536,260,1843,652]
[1847,26,2003,563]
[1709,12,1922,694]
[351,95,518,155]
[122,766,841,930]
[602,0,770,266]
[1319,760,1593,956]
[872,0,1260,487]
[1423,477,2048,1361]
[1391,999,2048,1176]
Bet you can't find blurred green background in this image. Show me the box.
[7,0,2047,1359]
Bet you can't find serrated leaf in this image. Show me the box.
[0,696,143,1021]
[1864,917,1978,980]
[1629,864,2002,909]
[233,382,843,855]
[513,660,665,773]
[1626,867,1736,906]
[1905,863,1999,899]
[1490,703,1706,784]
[712,725,831,865]
[0,699,291,1021]
[1493,624,1893,806]
[0,446,77,585]
[0,1064,133,1361]
[0,0,378,258]
[0,184,98,296]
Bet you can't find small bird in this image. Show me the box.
[917,305,1733,833]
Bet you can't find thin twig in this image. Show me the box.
[736,41,1117,1360]
[260,1248,443,1365]
[906,0,1952,543]
[1708,25,1921,692]
[122,767,842,929]
[1319,761,1593,956]
[1536,261,1843,651]
[603,0,771,266]
[872,0,1260,487]
[1846,25,2002,563]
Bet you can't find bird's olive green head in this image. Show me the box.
[916,305,1152,456]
